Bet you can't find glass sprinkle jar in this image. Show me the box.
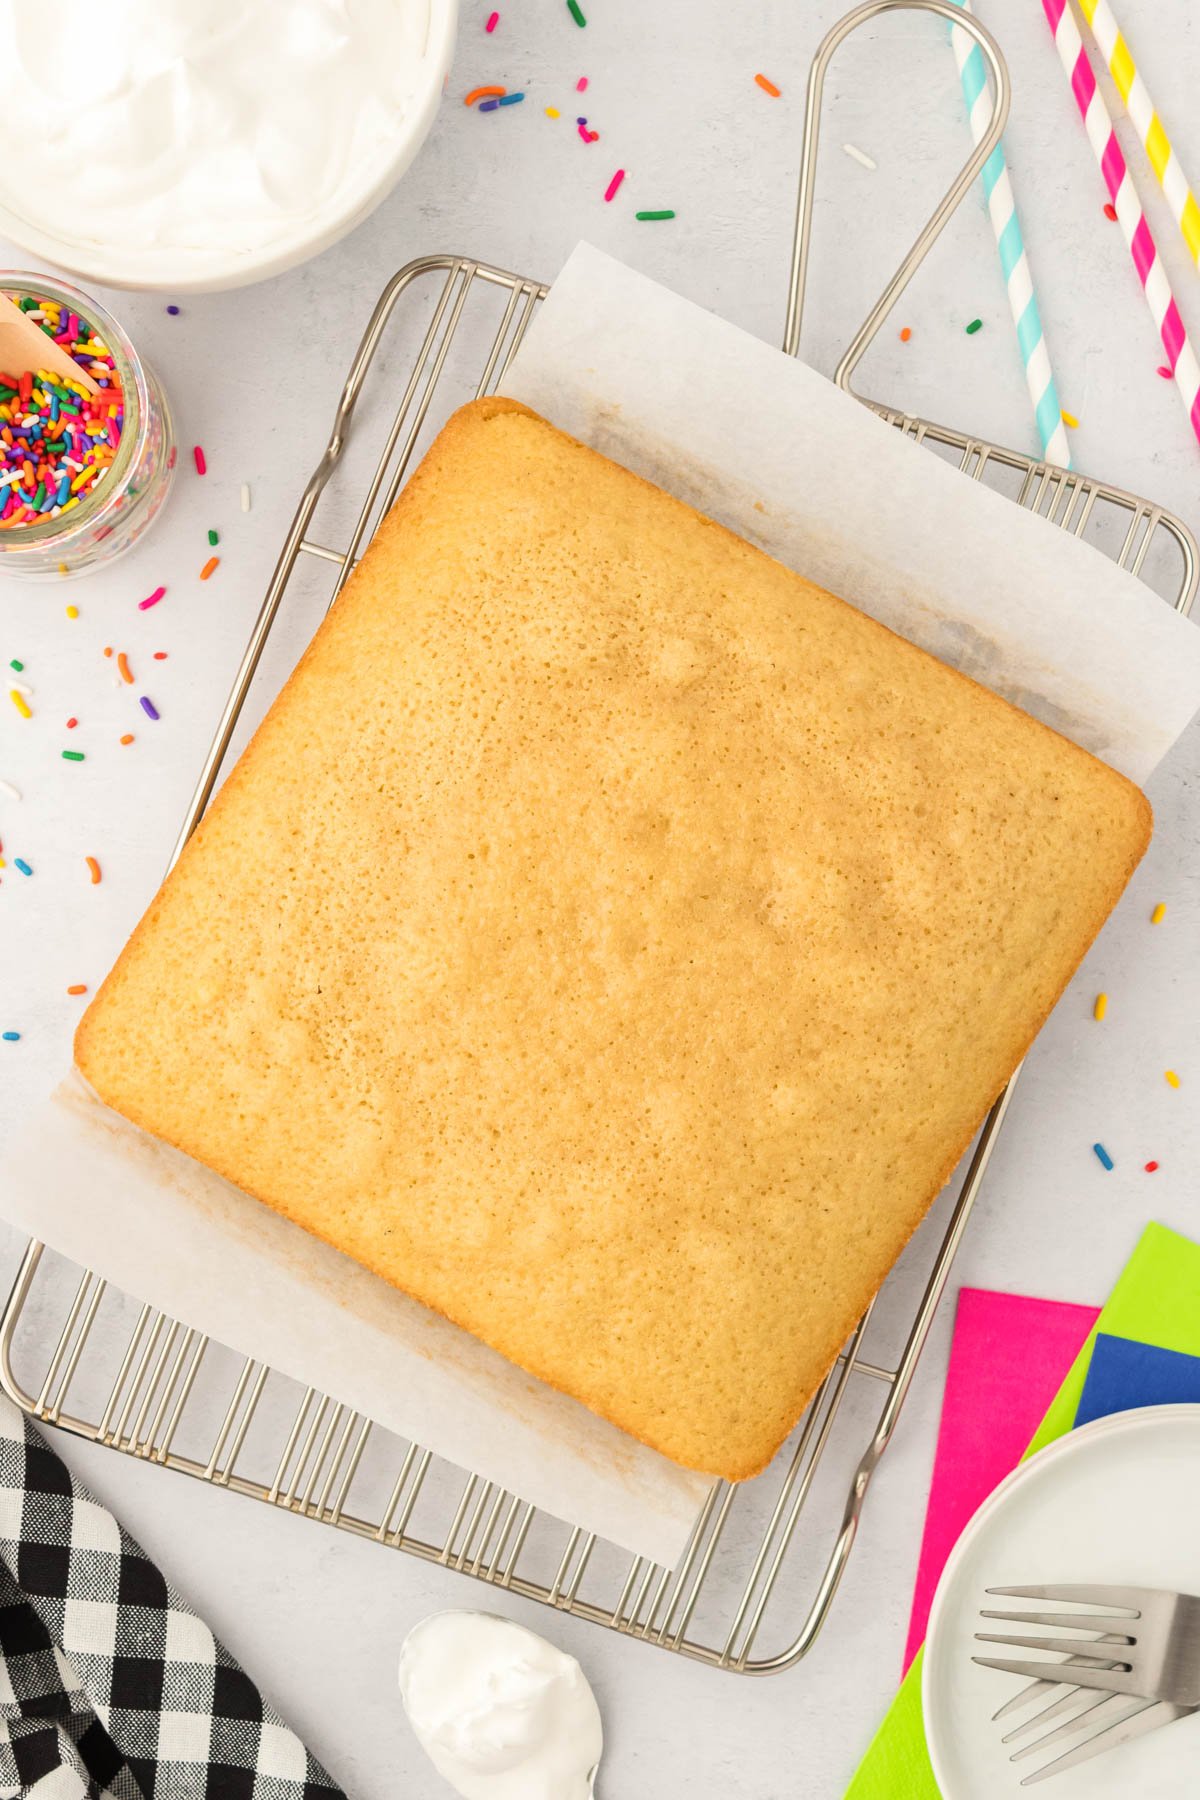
[0,272,175,580]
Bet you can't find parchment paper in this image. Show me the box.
[5,245,1200,1569]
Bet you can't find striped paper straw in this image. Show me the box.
[950,1,1070,466]
[1042,0,1200,447]
[1076,0,1200,266]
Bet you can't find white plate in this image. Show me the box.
[924,1404,1200,1799]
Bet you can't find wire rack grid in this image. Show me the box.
[2,0,1196,1679]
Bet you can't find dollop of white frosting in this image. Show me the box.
[398,1611,603,1800]
[0,0,433,257]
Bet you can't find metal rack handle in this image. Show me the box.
[786,0,1011,392]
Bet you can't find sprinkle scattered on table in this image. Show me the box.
[1145,1160,1159,1172]
[193,445,207,476]
[13,858,31,876]
[576,76,588,92]
[61,749,84,762]
[140,696,160,720]
[485,9,499,29]
[498,92,524,107]
[604,169,626,203]
[1103,202,1118,220]
[138,585,166,611]
[65,605,78,619]
[843,142,876,170]
[9,689,30,719]
[1093,1142,1114,1171]
[1157,365,1172,378]
[1165,1069,1181,1088]
[567,0,586,25]
[1061,409,1080,428]
[85,855,101,884]
[1151,901,1167,923]
[120,733,134,745]
[200,556,219,580]
[636,209,675,221]
[1093,992,1108,1021]
[755,73,781,97]
[577,117,598,142]
[1,1032,19,1042]
[153,651,168,660]
[116,651,134,685]
[9,659,23,672]
[546,105,560,118]
[965,318,984,335]
[465,85,506,106]
[899,327,912,342]
[66,984,87,996]
[208,528,219,546]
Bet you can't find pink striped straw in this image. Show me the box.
[1043,0,1200,446]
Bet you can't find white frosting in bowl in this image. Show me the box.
[0,0,453,290]
[398,1611,603,1800]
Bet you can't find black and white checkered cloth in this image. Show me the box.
[0,1395,345,1800]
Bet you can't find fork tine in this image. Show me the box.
[1009,1689,1132,1763]
[1019,1700,1189,1786]
[993,1677,1061,1723]
[990,1631,1136,1722]
[1001,1680,1117,1744]
[973,1656,1140,1695]
[981,1608,1137,1636]
[987,1584,1143,1614]
[975,1631,1134,1660]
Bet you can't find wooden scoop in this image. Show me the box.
[0,293,100,398]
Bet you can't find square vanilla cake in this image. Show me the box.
[76,398,1150,1480]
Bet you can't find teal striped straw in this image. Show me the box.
[950,1,1071,467]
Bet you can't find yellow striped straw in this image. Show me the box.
[1077,0,1200,265]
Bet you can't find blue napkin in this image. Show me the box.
[1075,1331,1200,1428]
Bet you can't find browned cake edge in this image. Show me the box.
[75,395,1153,1481]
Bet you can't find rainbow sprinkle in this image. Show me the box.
[1093,992,1108,1021]
[0,291,124,532]
[2,1031,19,1042]
[464,85,506,106]
[577,118,599,142]
[200,556,219,580]
[1092,1142,1114,1170]
[1145,1160,1159,1172]
[138,585,166,611]
[61,749,84,762]
[85,855,100,883]
[486,8,499,28]
[13,858,31,876]
[193,445,207,476]
[576,76,588,92]
[1151,901,1167,924]
[66,984,87,996]
[139,695,160,720]
[1061,409,1080,428]
[567,0,585,23]
[755,73,781,97]
[9,689,30,718]
[1165,1069,1181,1088]
[965,318,984,335]
[636,210,675,221]
[207,528,218,546]
[604,169,626,203]
[116,651,134,684]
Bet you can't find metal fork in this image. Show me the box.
[971,1584,1200,1785]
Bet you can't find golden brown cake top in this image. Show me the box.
[76,397,1150,1479]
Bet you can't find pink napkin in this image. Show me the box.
[902,1287,1100,1672]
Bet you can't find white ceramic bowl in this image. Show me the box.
[0,0,458,294]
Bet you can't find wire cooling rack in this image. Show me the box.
[2,1,1197,1676]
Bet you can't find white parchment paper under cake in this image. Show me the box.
[5,244,1200,1570]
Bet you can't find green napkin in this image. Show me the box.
[844,1221,1200,1799]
